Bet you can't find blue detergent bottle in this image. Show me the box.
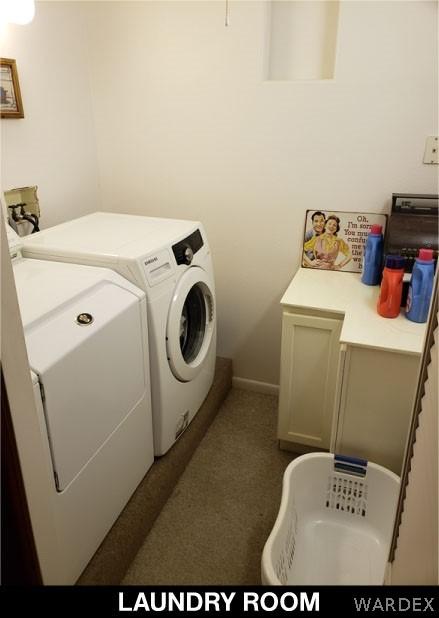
[361,224,383,285]
[406,249,435,323]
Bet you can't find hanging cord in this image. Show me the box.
[8,203,40,233]
[19,203,40,233]
[22,213,40,233]
[31,214,40,233]
[225,0,229,27]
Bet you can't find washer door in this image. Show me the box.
[166,267,215,382]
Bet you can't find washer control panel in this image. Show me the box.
[172,229,203,265]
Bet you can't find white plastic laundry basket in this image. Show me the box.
[261,453,400,585]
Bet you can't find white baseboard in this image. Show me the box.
[232,376,279,396]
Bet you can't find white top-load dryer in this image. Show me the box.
[22,212,217,455]
[10,227,154,583]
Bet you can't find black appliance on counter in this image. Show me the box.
[384,193,438,304]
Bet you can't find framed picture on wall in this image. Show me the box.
[1,58,24,119]
[302,210,387,273]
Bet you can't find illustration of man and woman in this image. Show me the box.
[303,212,352,271]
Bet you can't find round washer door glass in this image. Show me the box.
[180,284,207,363]
[166,267,215,382]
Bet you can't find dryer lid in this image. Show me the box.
[26,281,147,491]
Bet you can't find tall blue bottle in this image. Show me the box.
[361,224,383,285]
[406,249,435,323]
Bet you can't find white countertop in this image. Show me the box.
[281,268,427,355]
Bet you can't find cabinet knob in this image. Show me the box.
[183,245,194,264]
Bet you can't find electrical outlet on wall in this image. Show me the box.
[423,136,438,164]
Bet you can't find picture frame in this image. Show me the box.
[1,58,24,119]
[302,210,387,273]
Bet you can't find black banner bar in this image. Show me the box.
[1,586,438,617]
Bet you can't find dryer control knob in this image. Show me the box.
[183,246,194,264]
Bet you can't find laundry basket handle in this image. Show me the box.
[334,454,368,477]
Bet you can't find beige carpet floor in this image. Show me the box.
[123,389,295,585]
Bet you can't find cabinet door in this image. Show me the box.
[334,346,420,475]
[278,312,342,449]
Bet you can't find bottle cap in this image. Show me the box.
[385,255,405,270]
[370,224,382,235]
[418,249,434,261]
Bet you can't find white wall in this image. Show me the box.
[83,0,438,384]
[2,1,438,385]
[0,2,101,229]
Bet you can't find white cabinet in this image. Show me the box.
[332,346,419,475]
[278,311,342,450]
[278,269,425,475]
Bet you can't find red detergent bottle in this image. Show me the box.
[377,255,405,318]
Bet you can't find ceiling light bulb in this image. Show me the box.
[3,0,35,26]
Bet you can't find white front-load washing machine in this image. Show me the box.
[22,212,217,455]
[9,227,154,583]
